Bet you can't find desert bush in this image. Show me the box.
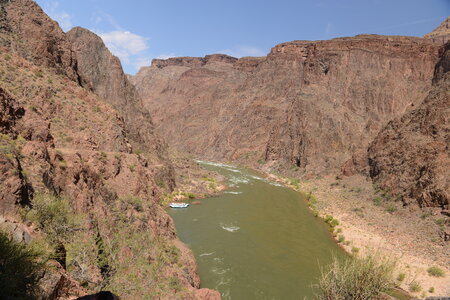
[372,196,383,206]
[66,232,98,287]
[0,133,25,158]
[396,272,406,282]
[427,266,445,277]
[0,231,45,298]
[316,253,396,300]
[201,176,215,182]
[324,215,339,228]
[409,281,422,293]
[121,195,144,212]
[26,193,82,245]
[385,205,397,214]
[101,216,184,298]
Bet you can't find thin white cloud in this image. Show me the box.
[91,11,122,30]
[325,23,332,36]
[43,0,73,31]
[376,16,447,31]
[92,15,103,25]
[218,46,266,58]
[156,53,177,60]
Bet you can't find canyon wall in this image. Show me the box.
[368,43,449,209]
[132,35,439,176]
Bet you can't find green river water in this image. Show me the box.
[169,161,345,300]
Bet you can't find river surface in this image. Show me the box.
[169,161,345,300]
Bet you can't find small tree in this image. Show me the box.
[26,193,83,268]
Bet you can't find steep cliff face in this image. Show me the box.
[424,17,450,45]
[0,0,80,82]
[66,27,169,162]
[368,43,450,209]
[132,35,439,175]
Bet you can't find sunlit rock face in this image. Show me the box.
[132,35,439,176]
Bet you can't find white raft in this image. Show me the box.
[169,202,189,208]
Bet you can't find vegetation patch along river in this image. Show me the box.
[170,161,345,299]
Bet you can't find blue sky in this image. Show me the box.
[35,0,449,74]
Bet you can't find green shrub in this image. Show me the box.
[316,253,396,300]
[208,182,217,190]
[201,176,215,183]
[132,148,144,155]
[324,215,339,228]
[100,151,108,161]
[409,281,422,293]
[306,192,318,207]
[26,193,82,245]
[428,287,435,293]
[181,192,196,200]
[427,266,445,277]
[337,235,345,243]
[351,247,360,255]
[0,231,45,298]
[420,212,432,219]
[34,69,44,78]
[257,158,266,164]
[349,187,362,193]
[169,276,182,292]
[396,273,406,282]
[289,178,299,186]
[434,218,445,227]
[372,196,383,206]
[0,133,25,158]
[122,195,144,212]
[66,232,98,287]
[385,205,397,214]
[59,160,68,169]
[155,179,167,189]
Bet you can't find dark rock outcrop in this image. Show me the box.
[368,42,450,209]
[76,291,120,300]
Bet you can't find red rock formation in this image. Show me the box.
[424,17,450,45]
[0,0,80,82]
[132,35,439,175]
[368,42,450,209]
[66,27,169,159]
